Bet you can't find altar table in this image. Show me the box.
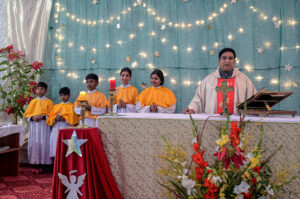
[52,127,123,199]
[98,113,300,199]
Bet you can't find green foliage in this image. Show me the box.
[0,45,43,117]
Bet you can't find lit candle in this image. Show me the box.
[78,91,87,101]
[110,79,116,91]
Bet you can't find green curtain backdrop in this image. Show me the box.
[43,0,300,113]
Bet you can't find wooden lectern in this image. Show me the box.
[236,90,297,116]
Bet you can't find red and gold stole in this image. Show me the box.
[217,77,235,114]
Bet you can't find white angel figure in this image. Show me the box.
[58,170,86,199]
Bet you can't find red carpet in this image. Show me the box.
[0,166,52,199]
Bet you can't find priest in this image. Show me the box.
[184,48,257,114]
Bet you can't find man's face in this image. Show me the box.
[60,94,70,102]
[36,87,47,97]
[86,79,98,91]
[218,52,235,72]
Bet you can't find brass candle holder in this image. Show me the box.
[105,90,119,116]
[76,100,90,128]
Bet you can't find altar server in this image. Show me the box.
[136,69,177,113]
[74,73,107,127]
[24,82,54,172]
[46,87,78,157]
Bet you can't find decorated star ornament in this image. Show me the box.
[183,0,188,2]
[160,24,166,31]
[91,58,96,64]
[116,23,121,29]
[257,48,264,54]
[92,0,98,5]
[285,64,293,71]
[274,21,280,29]
[209,49,215,56]
[63,131,88,157]
[231,0,237,4]
[153,51,160,57]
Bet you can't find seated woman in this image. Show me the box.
[112,67,139,113]
[136,69,176,113]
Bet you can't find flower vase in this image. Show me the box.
[12,113,18,125]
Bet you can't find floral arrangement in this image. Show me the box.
[158,113,298,199]
[0,45,43,118]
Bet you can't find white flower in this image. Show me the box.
[237,195,244,199]
[244,153,254,164]
[212,176,222,185]
[192,137,197,144]
[183,169,188,175]
[181,178,196,196]
[181,161,187,167]
[266,185,274,196]
[215,146,220,152]
[173,159,179,163]
[258,196,266,199]
[233,181,250,194]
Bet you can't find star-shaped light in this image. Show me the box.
[160,24,166,31]
[116,23,121,29]
[285,64,293,71]
[257,48,264,54]
[63,131,88,157]
[91,58,96,64]
[274,21,280,28]
[92,0,98,5]
[209,49,215,56]
[153,51,160,57]
[183,0,188,2]
[231,0,237,4]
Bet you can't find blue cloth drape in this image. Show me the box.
[43,0,300,113]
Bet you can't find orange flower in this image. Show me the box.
[192,151,208,167]
[195,166,203,180]
[193,142,199,152]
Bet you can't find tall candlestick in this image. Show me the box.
[110,79,116,91]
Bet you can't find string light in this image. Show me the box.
[53,1,298,89]
[171,78,176,84]
[255,76,263,81]
[270,78,279,85]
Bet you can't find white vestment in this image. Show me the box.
[49,121,70,157]
[188,67,257,114]
[28,120,52,164]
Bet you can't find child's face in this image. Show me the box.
[36,86,47,97]
[86,79,99,91]
[120,71,131,85]
[60,94,70,102]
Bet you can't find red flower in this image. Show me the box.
[251,177,257,185]
[5,107,13,115]
[231,122,241,134]
[207,169,212,173]
[25,96,33,103]
[203,179,218,199]
[28,81,37,94]
[254,166,261,174]
[16,94,26,107]
[32,61,43,70]
[193,143,199,152]
[1,44,14,53]
[192,151,208,167]
[8,51,25,61]
[195,167,204,180]
[242,192,252,199]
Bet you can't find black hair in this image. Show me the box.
[85,73,98,82]
[219,48,236,59]
[59,87,70,95]
[37,82,48,90]
[151,69,164,85]
[120,67,132,77]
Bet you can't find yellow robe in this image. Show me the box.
[137,86,177,109]
[24,98,54,118]
[74,90,107,119]
[46,103,79,126]
[108,85,139,107]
